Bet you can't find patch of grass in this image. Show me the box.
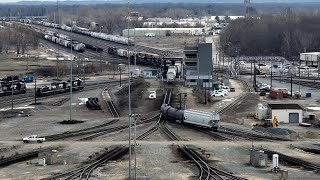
[115,78,150,109]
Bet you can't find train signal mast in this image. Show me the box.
[245,0,250,18]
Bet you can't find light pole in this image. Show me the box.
[127,1,132,179]
[99,25,103,71]
[251,124,254,150]
[69,21,75,122]
[130,113,141,180]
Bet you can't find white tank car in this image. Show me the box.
[183,109,220,131]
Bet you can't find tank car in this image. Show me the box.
[161,104,184,123]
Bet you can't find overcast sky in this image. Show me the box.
[1,0,320,3]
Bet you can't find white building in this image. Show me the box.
[300,52,320,66]
[123,28,204,37]
[267,104,303,123]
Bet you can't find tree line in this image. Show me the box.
[220,12,320,60]
[0,23,40,54]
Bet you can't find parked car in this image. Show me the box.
[23,135,45,143]
[218,89,228,96]
[259,90,266,96]
[230,87,235,92]
[211,91,224,97]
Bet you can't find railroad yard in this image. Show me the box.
[1,11,320,180]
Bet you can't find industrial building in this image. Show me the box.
[143,69,159,78]
[184,43,213,88]
[267,104,303,123]
[300,52,320,66]
[122,28,204,37]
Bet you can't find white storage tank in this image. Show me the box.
[258,103,264,120]
[272,154,279,172]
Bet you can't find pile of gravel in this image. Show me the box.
[253,127,296,136]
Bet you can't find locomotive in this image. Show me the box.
[36,79,84,97]
[0,76,26,97]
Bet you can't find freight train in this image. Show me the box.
[36,79,84,97]
[107,47,162,68]
[30,21,134,46]
[161,104,220,131]
[44,31,86,53]
[0,76,27,97]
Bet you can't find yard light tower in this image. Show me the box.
[127,1,133,179]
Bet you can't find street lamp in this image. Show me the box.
[130,12,139,70]
[127,1,133,179]
[130,113,141,180]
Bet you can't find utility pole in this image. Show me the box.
[11,76,14,110]
[56,0,60,80]
[251,60,253,80]
[119,66,122,87]
[69,22,74,122]
[34,77,37,104]
[270,63,273,89]
[204,82,207,104]
[298,58,301,92]
[290,76,293,97]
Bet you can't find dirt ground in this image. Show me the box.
[180,78,243,112]
[136,36,199,54]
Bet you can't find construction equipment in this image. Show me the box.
[255,116,279,128]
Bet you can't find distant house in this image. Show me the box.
[267,104,303,123]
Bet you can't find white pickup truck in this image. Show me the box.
[23,135,45,143]
[148,91,156,99]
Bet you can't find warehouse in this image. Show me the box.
[300,52,320,66]
[267,104,303,124]
[122,28,203,37]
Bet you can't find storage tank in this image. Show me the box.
[258,103,264,120]
[272,154,279,172]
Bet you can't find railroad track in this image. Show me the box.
[159,118,246,180]
[218,126,292,141]
[77,114,160,141]
[136,114,162,140]
[105,100,120,119]
[0,148,51,167]
[272,77,320,89]
[218,79,252,115]
[32,24,181,58]
[41,146,128,180]
[0,79,125,108]
[143,88,246,179]
[260,148,320,172]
